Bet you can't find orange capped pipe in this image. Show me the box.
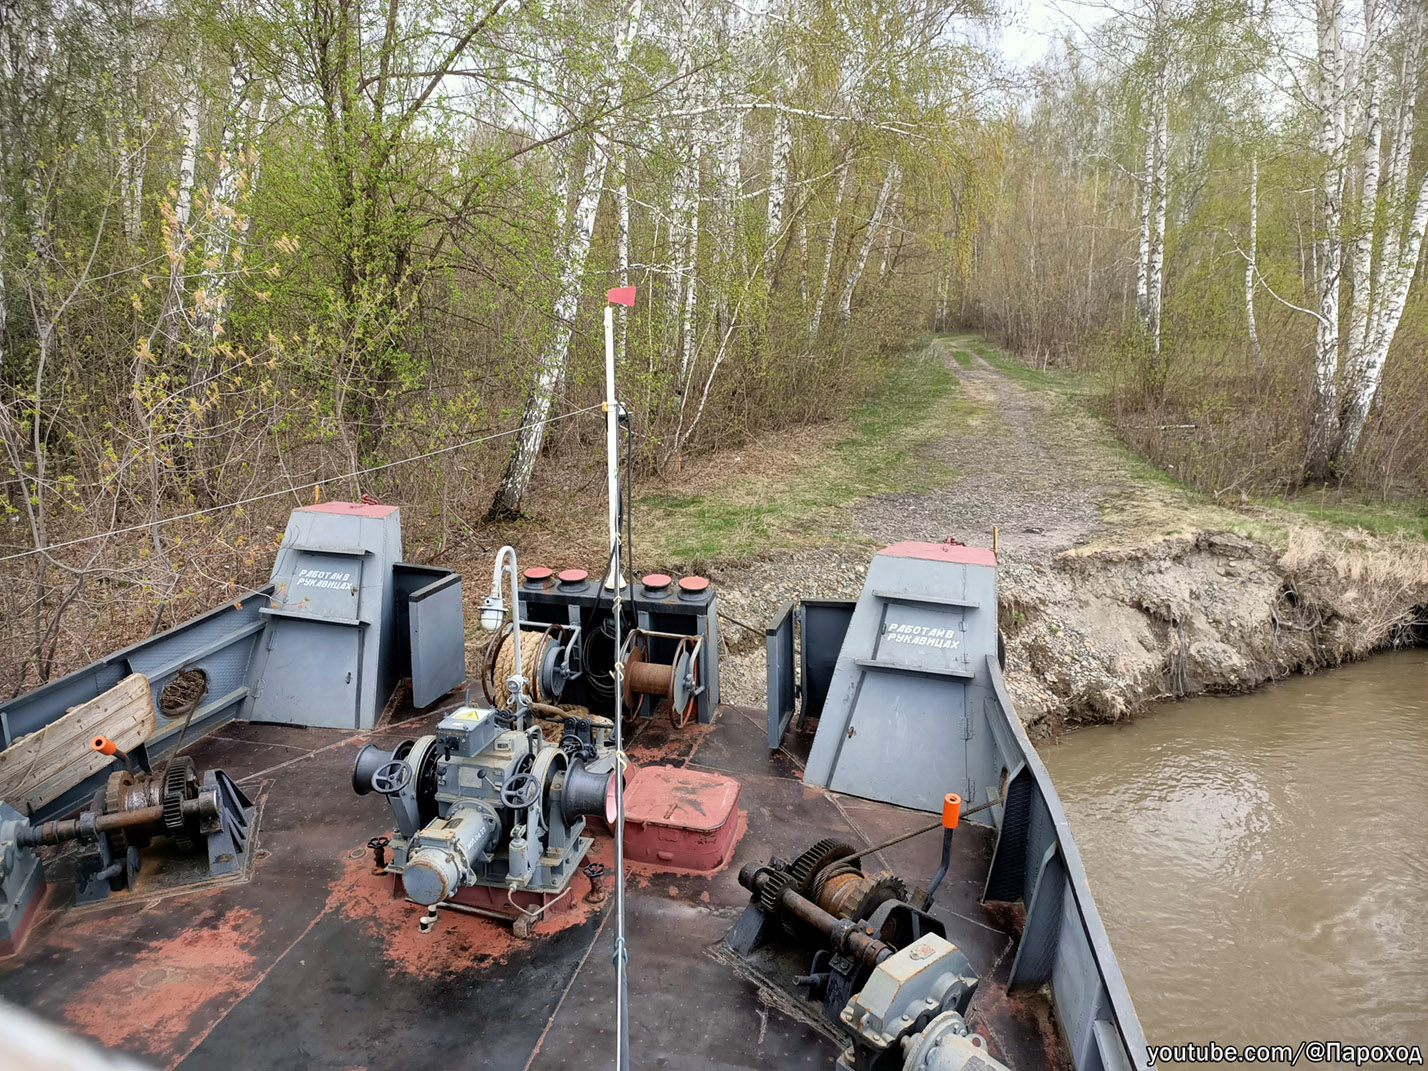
[90,736,127,762]
[941,792,962,829]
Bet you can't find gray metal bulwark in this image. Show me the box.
[799,539,1150,1071]
[1,503,465,826]
[802,541,1000,814]
[245,502,405,729]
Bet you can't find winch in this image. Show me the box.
[0,744,254,919]
[729,839,1012,1071]
[353,545,621,935]
[353,706,618,933]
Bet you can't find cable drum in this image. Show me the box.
[480,625,572,706]
[582,616,620,704]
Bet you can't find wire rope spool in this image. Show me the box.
[817,867,908,932]
[621,632,699,725]
[582,615,619,704]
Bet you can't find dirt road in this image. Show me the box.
[711,337,1428,734]
[853,337,1127,561]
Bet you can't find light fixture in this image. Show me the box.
[479,593,506,632]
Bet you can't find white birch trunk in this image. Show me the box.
[192,58,251,352]
[715,103,743,334]
[1245,156,1262,369]
[162,76,203,348]
[616,164,631,371]
[1370,12,1422,343]
[670,137,704,390]
[1343,0,1381,375]
[1148,70,1169,356]
[713,0,744,336]
[680,197,699,389]
[1341,120,1428,457]
[1306,0,1348,480]
[490,1,644,517]
[242,95,268,244]
[665,0,702,388]
[1135,119,1153,323]
[764,81,793,267]
[837,162,899,325]
[809,158,849,339]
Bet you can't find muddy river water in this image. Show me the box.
[1038,649,1428,1054]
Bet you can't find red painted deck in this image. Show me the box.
[0,697,1067,1071]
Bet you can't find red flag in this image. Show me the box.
[607,285,637,307]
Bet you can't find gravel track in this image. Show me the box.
[710,338,1134,720]
[852,339,1129,564]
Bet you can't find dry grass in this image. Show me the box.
[1279,527,1428,655]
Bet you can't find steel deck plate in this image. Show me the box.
[0,698,1069,1071]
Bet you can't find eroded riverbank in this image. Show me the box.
[709,339,1428,734]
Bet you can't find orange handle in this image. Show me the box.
[941,792,962,830]
[91,736,118,756]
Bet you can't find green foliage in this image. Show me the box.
[638,349,978,562]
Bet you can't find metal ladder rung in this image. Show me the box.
[853,657,974,680]
[872,589,979,608]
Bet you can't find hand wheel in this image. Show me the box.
[370,759,412,795]
[500,771,539,809]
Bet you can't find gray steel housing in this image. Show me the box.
[789,542,1149,1071]
[0,504,464,824]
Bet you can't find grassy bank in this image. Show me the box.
[634,346,981,564]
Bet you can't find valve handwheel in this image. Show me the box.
[370,760,413,795]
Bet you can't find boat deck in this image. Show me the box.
[0,695,1065,1071]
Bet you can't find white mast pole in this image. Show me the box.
[604,286,633,1071]
[604,303,622,590]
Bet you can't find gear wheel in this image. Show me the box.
[103,770,135,854]
[848,871,908,925]
[772,838,859,934]
[756,861,794,918]
[161,755,199,851]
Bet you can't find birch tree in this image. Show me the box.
[487,1,645,520]
[1334,5,1427,463]
[1304,0,1348,482]
[1244,155,1261,369]
[837,160,899,324]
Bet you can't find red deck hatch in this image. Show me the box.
[623,766,741,872]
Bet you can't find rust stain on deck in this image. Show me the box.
[326,841,609,979]
[59,905,262,1059]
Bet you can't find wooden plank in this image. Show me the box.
[0,674,155,814]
